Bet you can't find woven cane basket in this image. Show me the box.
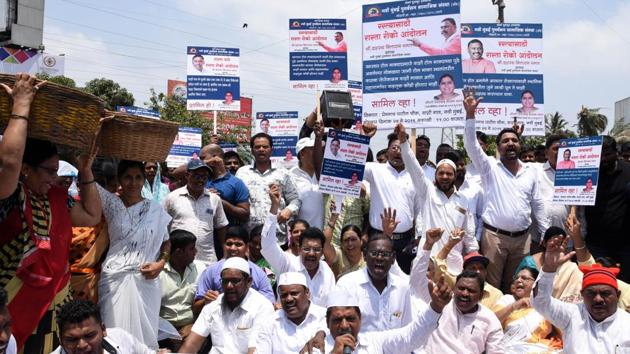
[0,74,105,149]
[97,110,179,162]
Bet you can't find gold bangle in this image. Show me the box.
[10,114,29,121]
[574,245,586,251]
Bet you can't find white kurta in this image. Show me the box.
[96,185,171,349]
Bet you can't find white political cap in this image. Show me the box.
[296,137,315,154]
[277,272,308,287]
[221,257,250,275]
[326,288,360,308]
[436,158,457,172]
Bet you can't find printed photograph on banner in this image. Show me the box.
[552,136,602,206]
[219,142,238,153]
[461,23,544,135]
[211,96,252,143]
[167,79,187,99]
[319,130,370,198]
[255,112,300,169]
[289,19,348,91]
[166,127,203,168]
[362,0,463,129]
[348,80,363,131]
[186,46,240,111]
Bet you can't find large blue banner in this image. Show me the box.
[186,46,240,112]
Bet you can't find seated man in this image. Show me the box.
[304,280,451,353]
[158,230,207,350]
[417,271,504,353]
[261,185,336,307]
[194,226,275,316]
[336,234,413,331]
[255,272,326,353]
[51,300,155,354]
[179,257,275,353]
[532,237,630,353]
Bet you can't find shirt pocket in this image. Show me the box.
[234,318,254,349]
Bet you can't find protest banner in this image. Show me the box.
[255,111,300,169]
[348,80,363,130]
[116,106,160,119]
[289,19,348,91]
[166,127,203,168]
[207,96,253,143]
[167,79,187,99]
[362,1,463,129]
[461,23,544,135]
[319,130,370,198]
[0,47,66,76]
[186,46,240,111]
[552,136,602,206]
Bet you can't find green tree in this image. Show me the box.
[83,78,134,110]
[35,73,77,88]
[545,112,568,135]
[146,89,214,145]
[576,106,607,137]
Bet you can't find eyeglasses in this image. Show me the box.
[513,275,535,282]
[190,173,209,181]
[368,250,394,258]
[301,247,323,254]
[221,278,244,287]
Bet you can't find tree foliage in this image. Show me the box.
[576,106,607,137]
[83,78,134,110]
[545,112,568,135]
[35,73,77,88]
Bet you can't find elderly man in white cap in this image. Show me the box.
[301,277,452,354]
[255,272,327,353]
[290,137,324,229]
[179,257,274,354]
[395,123,478,276]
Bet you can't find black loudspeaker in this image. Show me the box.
[320,90,354,129]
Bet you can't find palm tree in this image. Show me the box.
[576,106,607,137]
[545,112,568,134]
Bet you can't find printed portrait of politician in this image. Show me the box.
[329,137,342,158]
[317,31,347,52]
[223,91,234,105]
[433,73,460,101]
[583,176,594,192]
[330,67,343,84]
[409,17,461,55]
[191,54,205,73]
[259,118,270,134]
[463,39,496,73]
[516,90,539,114]
[556,149,576,170]
[284,149,294,162]
[348,171,360,186]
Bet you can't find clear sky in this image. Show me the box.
[42,0,630,154]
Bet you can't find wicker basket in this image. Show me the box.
[0,74,105,149]
[97,111,179,162]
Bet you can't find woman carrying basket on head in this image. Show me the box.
[0,73,103,353]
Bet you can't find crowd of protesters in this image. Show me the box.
[1,74,630,354]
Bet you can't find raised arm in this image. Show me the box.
[396,123,430,199]
[312,121,324,180]
[410,228,443,302]
[462,95,492,174]
[323,201,340,267]
[70,143,102,227]
[531,237,577,330]
[0,74,45,199]
[277,173,301,224]
[260,185,292,274]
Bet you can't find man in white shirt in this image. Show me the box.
[164,159,229,264]
[255,272,326,354]
[417,270,504,353]
[415,135,436,181]
[532,238,630,354]
[261,185,336,307]
[364,132,421,274]
[303,281,451,354]
[179,257,275,354]
[336,234,413,332]
[51,300,155,354]
[463,94,548,291]
[531,133,571,246]
[397,123,478,274]
[290,137,324,229]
